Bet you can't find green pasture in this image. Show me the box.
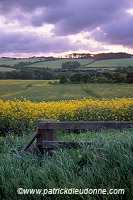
[0,67,16,72]
[0,57,45,67]
[0,57,94,68]
[23,58,94,69]
[0,57,132,70]
[85,58,133,68]
[0,80,132,101]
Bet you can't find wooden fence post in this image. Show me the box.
[20,120,133,155]
[37,119,57,154]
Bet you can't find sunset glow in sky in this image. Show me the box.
[0,0,133,57]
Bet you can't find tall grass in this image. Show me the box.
[0,129,133,200]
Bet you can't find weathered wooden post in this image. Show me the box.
[20,120,133,155]
[37,119,57,155]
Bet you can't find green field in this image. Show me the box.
[0,57,133,70]
[0,57,94,68]
[0,67,16,72]
[0,80,132,101]
[85,58,133,68]
[0,57,46,66]
[23,58,94,69]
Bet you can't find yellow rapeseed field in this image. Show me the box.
[0,98,133,132]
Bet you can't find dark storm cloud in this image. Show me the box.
[0,0,133,54]
[90,13,133,48]
[46,0,130,35]
[0,31,89,54]
[29,0,131,35]
[0,0,63,13]
[0,0,131,31]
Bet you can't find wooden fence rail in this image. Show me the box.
[21,120,133,154]
[38,120,133,130]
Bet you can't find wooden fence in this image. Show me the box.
[21,120,133,154]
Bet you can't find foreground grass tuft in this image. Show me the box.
[0,129,133,200]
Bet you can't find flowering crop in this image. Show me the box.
[0,98,133,133]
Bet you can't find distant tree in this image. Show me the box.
[69,73,89,83]
[59,75,68,84]
[94,52,131,60]
[62,61,81,70]
[112,72,125,83]
[102,71,113,80]
[125,73,133,83]
[82,74,89,83]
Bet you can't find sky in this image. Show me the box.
[0,0,133,58]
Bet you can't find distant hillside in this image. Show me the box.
[0,58,94,69]
[0,57,133,70]
[79,58,133,70]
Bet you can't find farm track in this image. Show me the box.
[81,86,100,98]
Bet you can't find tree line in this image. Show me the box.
[0,68,57,80]
[66,52,132,60]
[59,66,133,84]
